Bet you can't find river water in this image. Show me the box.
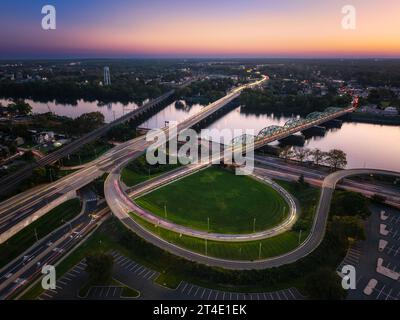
[1,98,399,172]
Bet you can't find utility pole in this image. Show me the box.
[259,242,262,260]
[298,229,302,245]
[207,217,210,232]
[253,218,256,233]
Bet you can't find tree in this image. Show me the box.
[331,216,366,241]
[85,252,114,284]
[74,112,105,134]
[279,146,294,162]
[331,191,370,218]
[304,268,346,300]
[310,148,325,166]
[325,149,347,170]
[294,147,310,163]
[7,100,32,116]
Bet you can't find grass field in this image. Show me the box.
[121,154,181,187]
[0,198,81,270]
[135,167,289,234]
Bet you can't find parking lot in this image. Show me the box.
[36,251,305,300]
[175,282,304,300]
[38,260,88,300]
[347,204,400,300]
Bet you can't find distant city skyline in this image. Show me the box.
[1,0,400,59]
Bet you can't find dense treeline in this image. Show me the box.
[0,79,165,105]
[239,88,352,115]
[176,78,235,105]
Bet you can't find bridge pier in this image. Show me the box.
[321,119,342,129]
[301,125,326,137]
[279,134,305,147]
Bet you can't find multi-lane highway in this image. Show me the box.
[0,189,108,300]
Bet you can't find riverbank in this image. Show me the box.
[342,112,400,125]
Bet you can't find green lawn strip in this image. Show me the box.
[121,154,181,187]
[131,214,305,261]
[154,273,182,289]
[135,167,290,234]
[0,198,82,270]
[62,141,113,167]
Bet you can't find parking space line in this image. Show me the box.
[146,271,156,280]
[222,292,226,300]
[181,283,188,293]
[214,291,219,300]
[200,288,206,299]
[42,292,53,298]
[385,288,393,300]
[143,270,152,278]
[376,285,386,299]
[187,285,194,295]
[138,268,147,276]
[128,263,138,271]
[134,266,144,274]
[58,280,67,285]
[106,287,111,297]
[207,290,212,300]
[113,287,117,297]
[194,287,200,297]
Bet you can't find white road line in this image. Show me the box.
[113,287,117,297]
[146,272,156,280]
[194,287,200,297]
[106,287,111,297]
[200,288,206,299]
[214,291,219,300]
[207,290,212,300]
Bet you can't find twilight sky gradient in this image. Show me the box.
[1,0,400,58]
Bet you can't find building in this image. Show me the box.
[383,106,399,116]
[32,131,55,144]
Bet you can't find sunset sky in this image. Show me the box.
[1,0,400,58]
